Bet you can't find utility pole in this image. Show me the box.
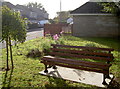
[60,0,61,12]
[59,0,62,23]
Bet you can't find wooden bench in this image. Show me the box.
[41,44,114,85]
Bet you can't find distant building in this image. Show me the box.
[2,1,49,23]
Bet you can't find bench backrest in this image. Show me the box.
[50,44,114,63]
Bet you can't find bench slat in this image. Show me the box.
[42,61,108,74]
[40,44,114,78]
[51,44,114,51]
[42,56,111,67]
[49,52,113,61]
[51,48,114,57]
[42,57,110,70]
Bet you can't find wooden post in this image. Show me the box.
[9,37,14,68]
[44,25,45,37]
[6,38,9,70]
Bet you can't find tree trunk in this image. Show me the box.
[6,38,9,70]
[9,37,14,68]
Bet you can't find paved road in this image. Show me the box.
[0,28,44,49]
[26,28,44,41]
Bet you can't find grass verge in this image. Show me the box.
[1,36,120,88]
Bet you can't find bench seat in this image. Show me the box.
[41,56,111,74]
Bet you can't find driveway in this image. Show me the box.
[0,28,44,49]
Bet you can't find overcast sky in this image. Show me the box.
[5,0,89,19]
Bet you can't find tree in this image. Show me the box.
[99,2,120,17]
[26,2,43,10]
[99,2,120,37]
[0,3,2,39]
[2,6,27,70]
[53,16,59,24]
[26,2,47,13]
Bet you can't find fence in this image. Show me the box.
[44,24,72,36]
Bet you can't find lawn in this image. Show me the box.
[1,35,120,88]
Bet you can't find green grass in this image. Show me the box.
[1,36,120,88]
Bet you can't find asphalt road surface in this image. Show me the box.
[0,28,44,49]
[26,28,44,41]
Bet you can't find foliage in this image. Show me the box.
[52,31,65,44]
[0,6,2,39]
[1,36,120,88]
[53,16,59,24]
[27,2,42,8]
[26,48,43,58]
[49,19,55,24]
[2,6,27,70]
[57,11,71,23]
[41,37,55,54]
[2,6,27,42]
[99,2,120,17]
[26,2,46,12]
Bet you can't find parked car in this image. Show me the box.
[67,17,73,25]
[38,20,50,28]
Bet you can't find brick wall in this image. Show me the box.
[73,15,119,37]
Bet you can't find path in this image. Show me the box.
[0,28,44,49]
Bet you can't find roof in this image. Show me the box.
[70,2,109,14]
[2,2,17,9]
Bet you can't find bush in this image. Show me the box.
[56,37,65,45]
[26,48,43,58]
[41,37,55,55]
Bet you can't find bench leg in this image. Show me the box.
[53,65,57,69]
[106,74,111,79]
[48,65,52,68]
[44,64,48,73]
[102,74,107,85]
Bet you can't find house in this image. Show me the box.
[27,6,49,20]
[70,2,119,37]
[2,1,49,23]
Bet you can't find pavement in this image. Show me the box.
[0,28,44,49]
[39,66,113,88]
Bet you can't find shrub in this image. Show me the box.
[52,31,65,45]
[41,38,55,55]
[56,37,65,45]
[26,48,43,58]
